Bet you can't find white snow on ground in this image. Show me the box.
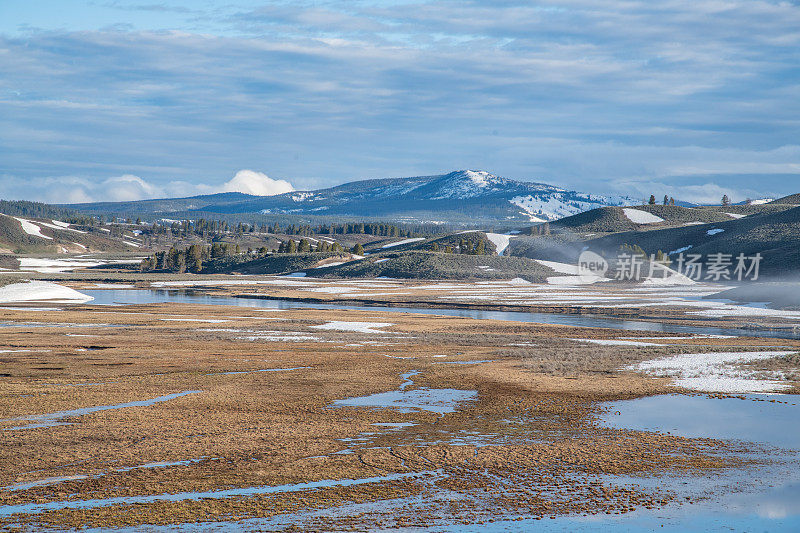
[36,220,86,234]
[123,241,141,247]
[641,273,695,286]
[151,279,316,287]
[683,222,704,226]
[485,233,513,255]
[623,209,664,224]
[302,287,357,294]
[669,245,692,255]
[0,281,93,303]
[11,217,52,240]
[311,321,395,334]
[726,213,746,219]
[570,338,662,347]
[629,351,797,393]
[17,258,103,273]
[534,260,579,274]
[545,275,608,286]
[12,258,140,274]
[688,307,800,320]
[381,238,425,248]
[160,318,230,323]
[314,261,346,269]
[534,260,610,285]
[750,198,774,205]
[239,333,319,342]
[374,258,390,263]
[707,228,724,235]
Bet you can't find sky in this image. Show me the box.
[0,0,798,204]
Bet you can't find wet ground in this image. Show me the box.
[1,281,799,530]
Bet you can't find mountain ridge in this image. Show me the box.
[62,170,635,225]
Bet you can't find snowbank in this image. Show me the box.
[381,238,425,249]
[12,217,52,240]
[311,321,395,334]
[629,351,796,393]
[623,209,664,224]
[0,281,93,303]
[485,233,513,255]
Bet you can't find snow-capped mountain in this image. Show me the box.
[65,170,636,225]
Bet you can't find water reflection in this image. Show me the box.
[80,289,800,340]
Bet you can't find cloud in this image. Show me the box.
[100,174,164,202]
[221,170,294,196]
[0,171,295,204]
[1,1,799,199]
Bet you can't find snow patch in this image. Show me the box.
[706,228,724,236]
[0,281,93,303]
[535,259,578,274]
[669,245,693,255]
[485,233,513,255]
[622,209,664,224]
[629,351,796,393]
[311,321,395,334]
[380,238,425,249]
[11,217,52,240]
[570,338,662,347]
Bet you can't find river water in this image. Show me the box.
[80,289,800,340]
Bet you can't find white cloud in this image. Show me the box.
[221,170,294,196]
[611,179,746,205]
[0,170,295,204]
[100,174,164,202]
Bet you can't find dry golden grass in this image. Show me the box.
[0,298,794,530]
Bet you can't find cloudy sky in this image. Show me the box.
[1,0,798,204]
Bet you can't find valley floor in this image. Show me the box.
[1,276,799,530]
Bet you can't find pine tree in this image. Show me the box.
[663,195,669,205]
[649,195,656,205]
[722,194,731,206]
[351,243,364,255]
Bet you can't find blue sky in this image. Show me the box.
[1,0,798,204]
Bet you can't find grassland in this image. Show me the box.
[1,281,798,530]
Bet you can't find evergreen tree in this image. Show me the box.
[351,243,364,255]
[649,195,656,205]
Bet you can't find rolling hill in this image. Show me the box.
[509,205,800,279]
[0,213,144,254]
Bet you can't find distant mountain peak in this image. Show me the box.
[65,169,637,225]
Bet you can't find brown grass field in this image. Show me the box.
[1,286,798,530]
